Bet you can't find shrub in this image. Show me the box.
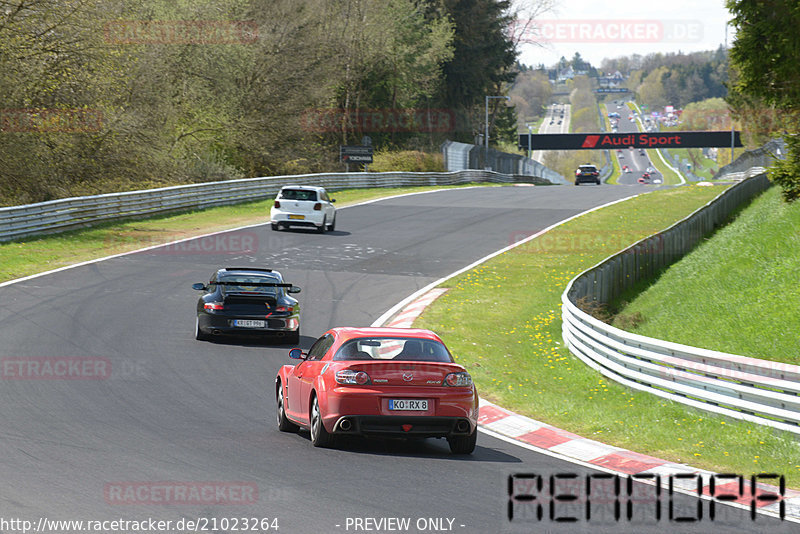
[369,150,445,172]
[769,134,800,202]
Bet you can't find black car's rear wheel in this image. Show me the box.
[285,328,300,346]
[195,316,210,341]
[276,384,299,432]
[447,429,477,454]
[310,395,335,448]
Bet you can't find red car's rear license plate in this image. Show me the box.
[389,399,428,411]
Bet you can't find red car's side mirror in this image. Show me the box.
[289,348,305,360]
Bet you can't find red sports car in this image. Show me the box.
[275,327,479,454]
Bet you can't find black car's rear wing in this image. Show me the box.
[217,282,294,288]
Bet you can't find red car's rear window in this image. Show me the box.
[334,337,453,362]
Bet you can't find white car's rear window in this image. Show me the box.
[280,189,317,201]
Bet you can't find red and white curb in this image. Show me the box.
[383,288,448,328]
[381,288,800,521]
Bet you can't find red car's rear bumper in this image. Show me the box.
[321,385,478,437]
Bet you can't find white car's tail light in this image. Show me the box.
[444,372,472,387]
[313,202,322,211]
[274,200,281,208]
[336,370,371,385]
[204,302,224,310]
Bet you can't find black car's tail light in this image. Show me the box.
[204,302,224,311]
[335,370,371,385]
[274,306,294,313]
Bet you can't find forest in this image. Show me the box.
[0,0,531,206]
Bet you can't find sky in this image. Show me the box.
[515,0,734,69]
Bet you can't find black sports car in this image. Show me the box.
[192,267,301,344]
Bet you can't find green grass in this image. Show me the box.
[413,185,800,487]
[0,183,502,283]
[645,149,683,185]
[666,147,719,180]
[613,187,800,365]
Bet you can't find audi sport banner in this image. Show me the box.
[518,131,742,150]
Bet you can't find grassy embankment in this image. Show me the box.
[613,187,800,365]
[414,185,800,487]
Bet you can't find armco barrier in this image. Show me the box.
[561,172,800,435]
[0,169,554,242]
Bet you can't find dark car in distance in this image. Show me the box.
[193,267,301,344]
[575,164,601,185]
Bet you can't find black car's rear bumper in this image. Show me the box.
[198,314,299,336]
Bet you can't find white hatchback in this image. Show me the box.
[270,185,337,233]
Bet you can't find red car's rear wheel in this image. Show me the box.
[276,385,299,433]
[310,395,335,448]
[447,428,477,454]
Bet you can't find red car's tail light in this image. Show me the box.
[274,200,281,208]
[313,202,322,211]
[335,370,371,385]
[444,372,472,387]
[204,302,224,311]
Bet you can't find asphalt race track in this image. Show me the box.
[0,186,793,534]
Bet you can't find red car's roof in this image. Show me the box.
[327,327,443,343]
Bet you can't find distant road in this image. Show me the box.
[531,102,570,162]
[606,100,663,185]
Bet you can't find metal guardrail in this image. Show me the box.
[715,137,785,181]
[561,172,800,435]
[0,169,555,242]
[441,140,567,184]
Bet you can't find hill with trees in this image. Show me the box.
[0,0,536,206]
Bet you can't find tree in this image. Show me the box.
[727,0,800,201]
[436,0,518,142]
